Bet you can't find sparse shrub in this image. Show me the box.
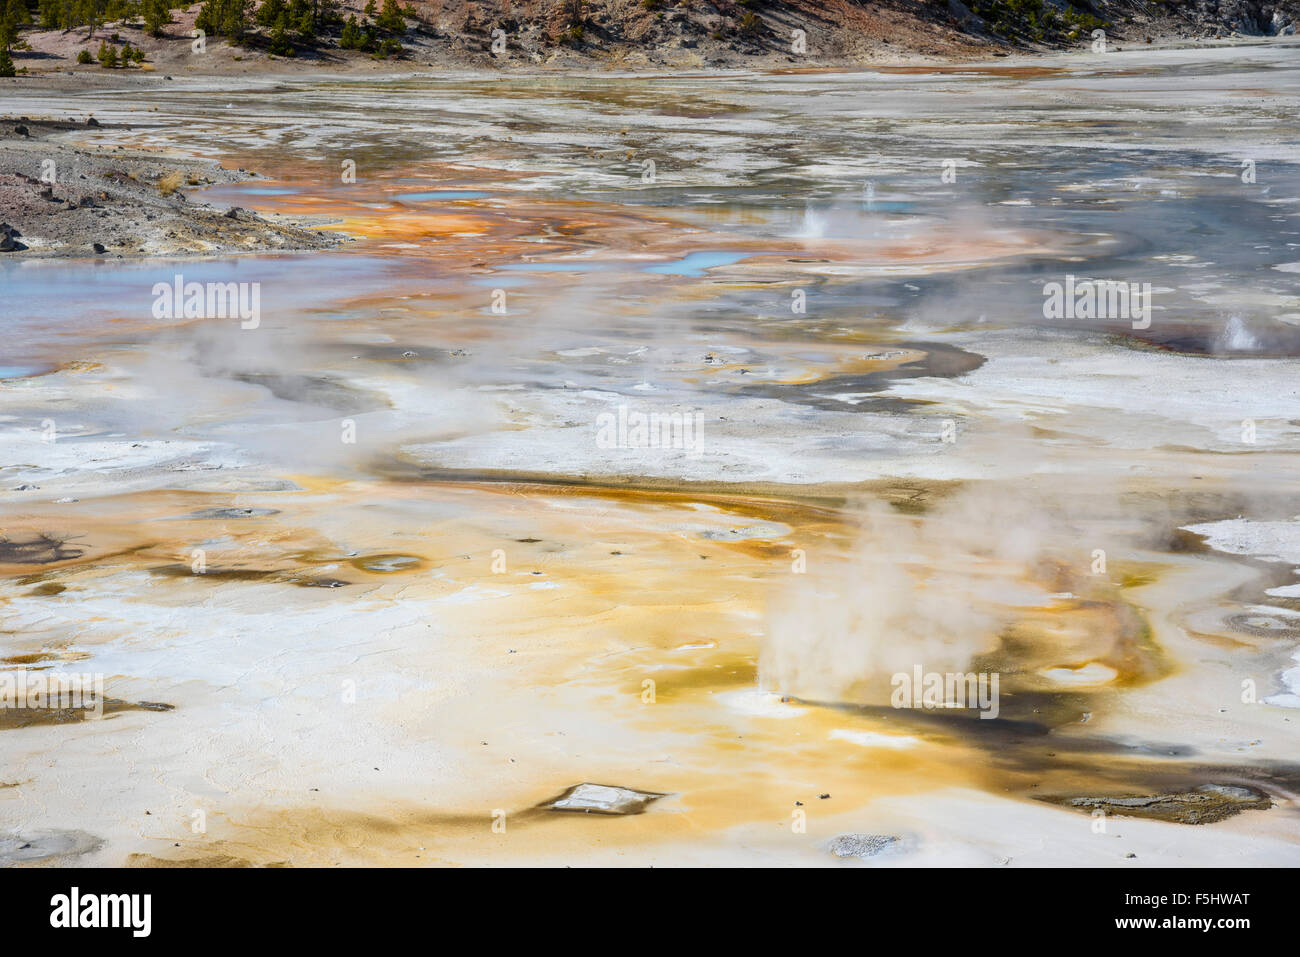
[157,168,184,195]
[77,48,93,63]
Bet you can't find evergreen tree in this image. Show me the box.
[142,0,170,36]
[376,0,402,33]
[0,6,17,53]
[267,11,292,54]
[38,0,64,29]
[4,0,29,32]
[254,0,281,28]
[196,0,251,39]
[74,0,100,38]
[0,46,14,77]
[339,12,359,48]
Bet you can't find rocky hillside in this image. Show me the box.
[2,0,1298,74]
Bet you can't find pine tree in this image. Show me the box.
[339,12,359,48]
[0,46,14,77]
[142,0,170,36]
[0,0,27,52]
[74,0,99,38]
[267,12,293,54]
[255,0,282,28]
[196,0,251,39]
[377,0,402,33]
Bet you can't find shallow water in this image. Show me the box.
[2,43,1300,866]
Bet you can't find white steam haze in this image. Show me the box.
[761,489,1059,706]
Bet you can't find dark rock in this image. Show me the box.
[86,116,99,127]
[92,243,105,254]
[13,124,28,136]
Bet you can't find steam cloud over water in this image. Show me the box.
[761,491,1058,706]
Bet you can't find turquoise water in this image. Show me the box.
[397,191,491,201]
[0,254,413,363]
[499,261,604,272]
[0,365,47,379]
[644,251,747,276]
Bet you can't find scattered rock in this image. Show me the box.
[91,242,105,254]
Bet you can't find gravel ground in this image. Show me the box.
[0,115,342,259]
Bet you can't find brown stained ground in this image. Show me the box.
[6,468,1292,865]
[4,74,1300,866]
